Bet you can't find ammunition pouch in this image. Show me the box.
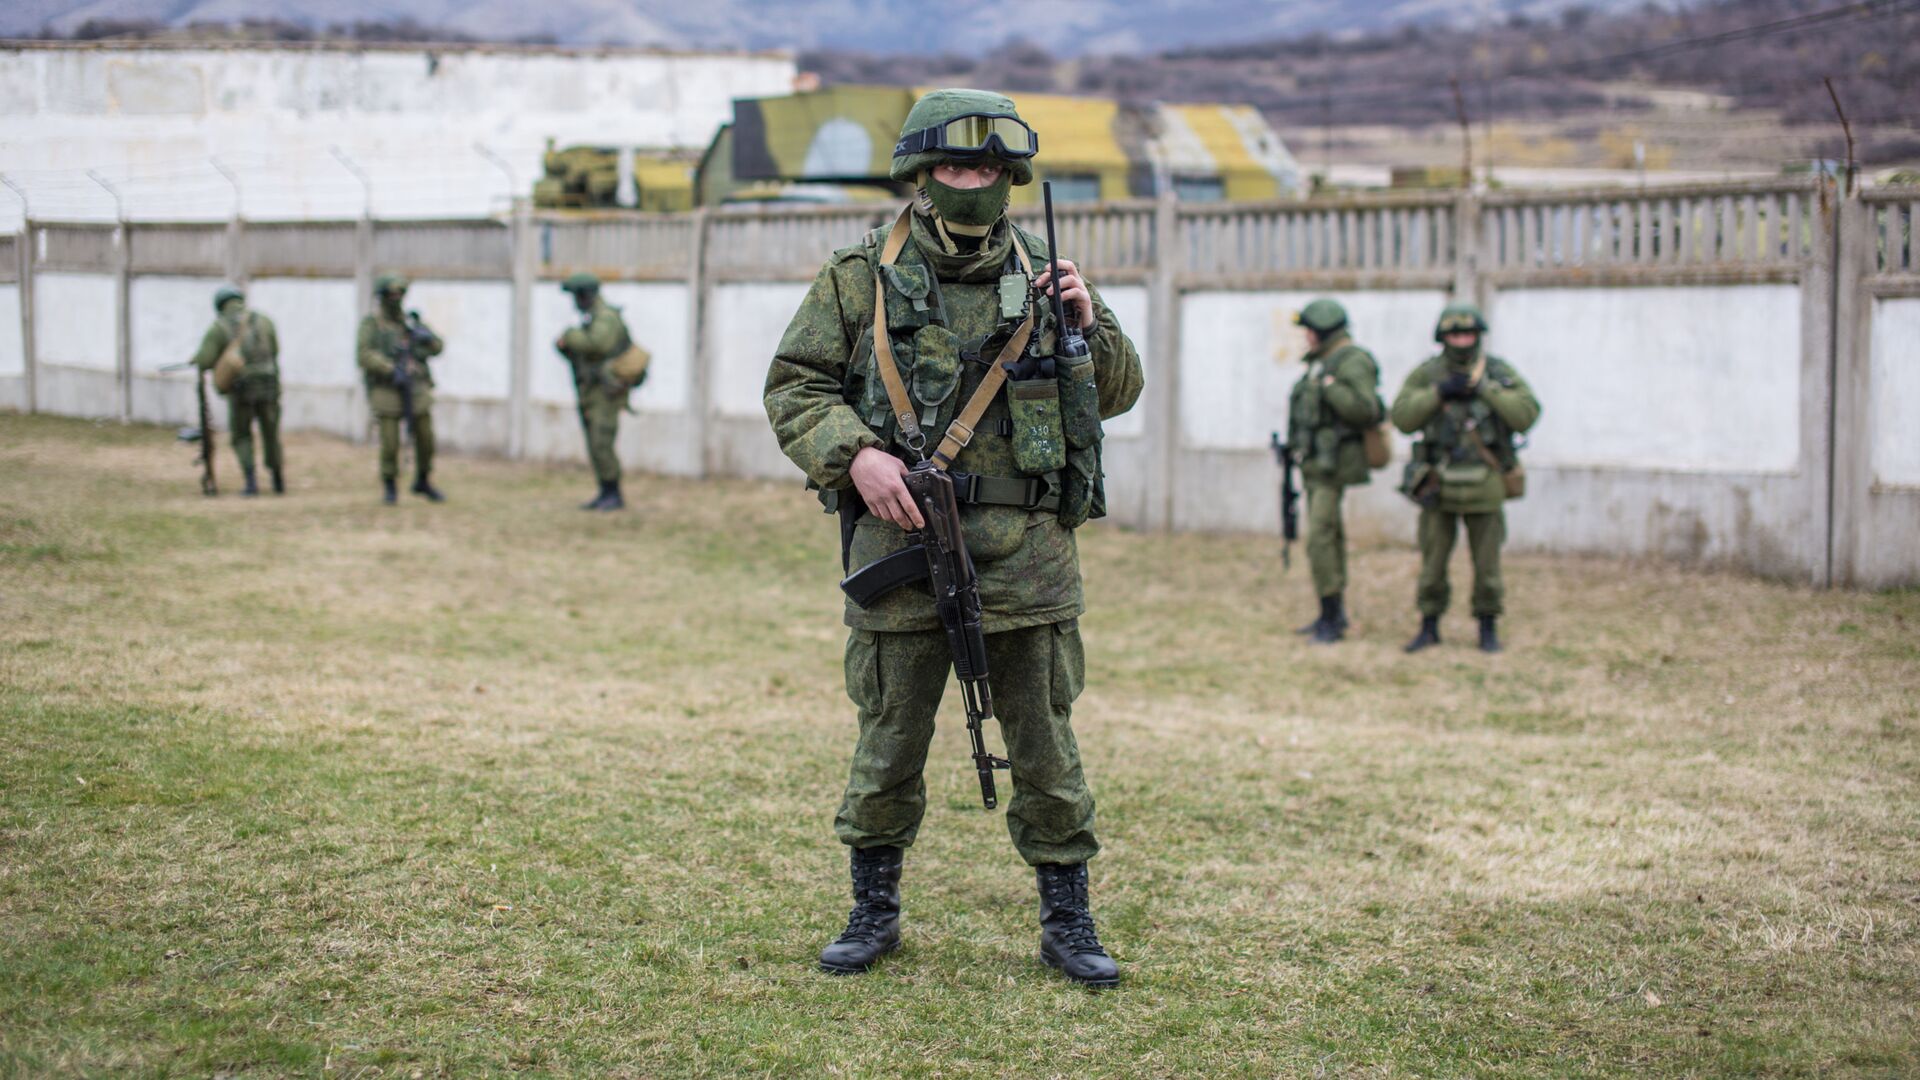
[1399,456,1439,507]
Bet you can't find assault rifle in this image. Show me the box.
[1269,432,1298,570]
[392,311,434,468]
[839,462,1010,810]
[160,361,217,496]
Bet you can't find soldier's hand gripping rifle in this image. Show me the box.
[837,463,1011,810]
[160,361,217,496]
[1269,432,1299,570]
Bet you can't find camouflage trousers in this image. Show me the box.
[1304,479,1349,599]
[225,392,282,475]
[1417,507,1506,618]
[836,620,1099,866]
[375,411,436,482]
[578,388,623,484]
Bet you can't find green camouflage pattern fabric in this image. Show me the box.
[375,412,434,483]
[836,620,1097,865]
[763,210,1144,634]
[192,306,283,475]
[357,308,444,418]
[1390,348,1540,515]
[1417,508,1506,617]
[558,295,634,484]
[1287,330,1382,487]
[1304,479,1348,599]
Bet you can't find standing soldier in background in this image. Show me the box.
[1390,303,1541,653]
[1285,298,1383,644]
[358,274,446,504]
[191,284,283,496]
[765,89,1144,987]
[556,272,634,511]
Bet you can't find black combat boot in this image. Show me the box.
[382,478,397,505]
[1036,862,1119,988]
[597,480,625,511]
[1311,593,1346,644]
[580,482,609,510]
[270,467,285,495]
[1478,615,1502,653]
[242,466,259,497]
[819,845,903,975]
[1404,615,1441,653]
[411,474,445,503]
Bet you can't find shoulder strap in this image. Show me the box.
[871,205,1035,470]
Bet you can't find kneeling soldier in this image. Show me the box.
[1390,303,1541,653]
[357,274,446,504]
[764,89,1145,987]
[1286,298,1383,643]
[191,284,284,495]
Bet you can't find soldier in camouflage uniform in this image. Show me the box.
[357,274,446,504]
[191,284,283,496]
[1390,302,1541,653]
[556,272,633,511]
[764,89,1145,987]
[1286,298,1383,643]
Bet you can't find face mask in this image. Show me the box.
[381,293,406,316]
[923,172,1012,228]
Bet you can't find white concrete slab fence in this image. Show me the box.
[2,179,1915,587]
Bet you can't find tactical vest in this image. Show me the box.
[832,218,1106,529]
[1288,340,1381,479]
[1413,355,1522,477]
[362,313,433,390]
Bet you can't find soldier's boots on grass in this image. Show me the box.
[1310,593,1347,645]
[818,845,903,975]
[242,466,259,497]
[1478,615,1502,654]
[271,467,285,495]
[1295,594,1349,638]
[1404,615,1441,653]
[1036,862,1119,988]
[382,478,398,505]
[581,481,626,512]
[411,475,445,503]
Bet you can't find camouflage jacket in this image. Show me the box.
[764,210,1145,633]
[559,296,633,402]
[1391,350,1541,514]
[192,307,280,400]
[1287,331,1383,486]
[358,309,444,416]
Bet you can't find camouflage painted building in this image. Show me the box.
[700,85,1303,206]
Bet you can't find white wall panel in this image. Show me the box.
[34,271,117,370]
[1178,289,1448,451]
[1098,284,1150,439]
[711,282,808,419]
[402,280,511,400]
[245,278,358,388]
[1870,297,1920,488]
[0,285,21,377]
[131,275,222,374]
[1493,285,1801,474]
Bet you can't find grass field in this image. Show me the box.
[2,413,1916,1078]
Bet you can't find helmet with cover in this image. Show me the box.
[373,273,410,297]
[1433,301,1488,342]
[212,284,245,312]
[1294,298,1348,336]
[561,272,601,294]
[890,89,1036,186]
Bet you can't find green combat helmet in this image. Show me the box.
[890,88,1038,186]
[212,284,245,312]
[1434,301,1488,341]
[560,272,601,294]
[373,273,410,297]
[1294,298,1348,335]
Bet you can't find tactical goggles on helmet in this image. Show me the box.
[1437,312,1485,334]
[894,114,1039,161]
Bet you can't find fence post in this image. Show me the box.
[1145,189,1181,531]
[113,222,131,423]
[506,198,533,460]
[688,207,712,479]
[1824,190,1875,588]
[1454,188,1482,303]
[17,219,35,414]
[350,214,373,443]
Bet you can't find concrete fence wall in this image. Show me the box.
[4,179,1915,588]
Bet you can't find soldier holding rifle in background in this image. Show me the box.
[555,272,645,511]
[765,90,1144,986]
[357,274,446,505]
[185,284,284,496]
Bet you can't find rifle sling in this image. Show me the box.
[872,205,1036,472]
